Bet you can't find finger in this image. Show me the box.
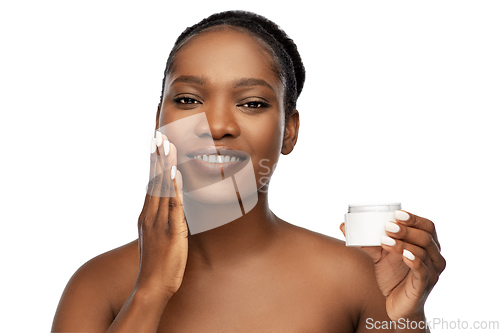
[380,228,443,289]
[423,252,441,288]
[339,222,346,237]
[146,132,165,197]
[156,131,172,178]
[140,137,163,226]
[385,222,446,273]
[162,139,177,198]
[148,136,159,185]
[381,233,444,288]
[395,210,441,250]
[172,168,184,205]
[142,134,170,230]
[401,249,430,298]
[380,235,427,263]
[380,238,431,295]
[151,132,174,198]
[168,169,188,236]
[157,142,177,225]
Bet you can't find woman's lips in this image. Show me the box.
[191,154,243,163]
[186,153,248,178]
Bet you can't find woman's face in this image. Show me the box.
[157,27,290,199]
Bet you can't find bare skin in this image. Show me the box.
[52,27,445,332]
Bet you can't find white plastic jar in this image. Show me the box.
[345,203,401,246]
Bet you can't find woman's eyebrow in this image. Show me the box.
[170,75,274,92]
[171,75,207,86]
[232,78,274,91]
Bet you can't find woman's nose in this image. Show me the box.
[196,101,241,140]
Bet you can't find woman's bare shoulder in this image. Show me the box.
[61,240,139,303]
[52,240,139,330]
[280,220,372,262]
[75,239,139,279]
[275,220,383,322]
[278,220,377,285]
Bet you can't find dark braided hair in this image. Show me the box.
[159,10,306,122]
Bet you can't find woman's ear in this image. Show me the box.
[281,109,300,155]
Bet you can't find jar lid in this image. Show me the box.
[348,203,401,213]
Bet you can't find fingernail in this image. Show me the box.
[385,221,400,233]
[164,141,170,156]
[171,165,177,180]
[403,249,415,260]
[381,235,396,246]
[395,210,410,221]
[156,130,163,147]
[150,138,157,154]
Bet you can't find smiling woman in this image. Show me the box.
[51,10,445,333]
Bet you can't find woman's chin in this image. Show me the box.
[184,183,241,205]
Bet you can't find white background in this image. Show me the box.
[1,0,499,331]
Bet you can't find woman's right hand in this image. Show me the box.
[135,131,188,300]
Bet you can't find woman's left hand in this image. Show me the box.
[340,211,446,321]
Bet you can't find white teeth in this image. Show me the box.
[192,154,241,163]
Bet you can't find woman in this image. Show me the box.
[52,11,445,332]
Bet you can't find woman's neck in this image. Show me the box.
[185,190,281,269]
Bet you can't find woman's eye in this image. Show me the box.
[241,101,269,108]
[174,97,200,104]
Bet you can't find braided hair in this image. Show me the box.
[159,10,306,122]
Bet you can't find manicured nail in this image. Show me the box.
[155,130,162,147]
[385,221,400,233]
[395,210,410,221]
[403,249,415,260]
[150,138,157,154]
[171,165,177,180]
[381,235,396,246]
[164,141,170,156]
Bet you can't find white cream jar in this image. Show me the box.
[345,203,401,246]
